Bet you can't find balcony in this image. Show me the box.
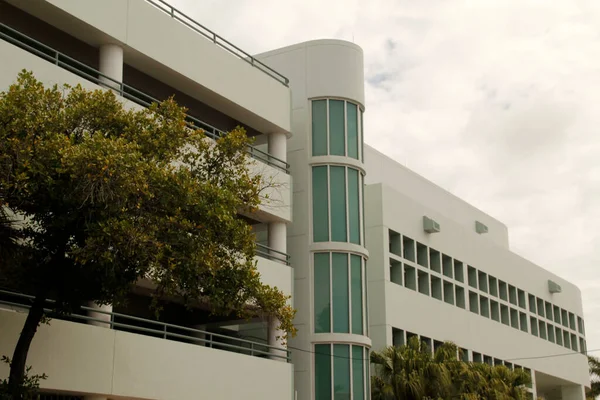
[3,0,291,136]
[0,291,293,399]
[143,0,288,87]
[0,22,289,173]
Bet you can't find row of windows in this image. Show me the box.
[390,258,587,353]
[312,99,363,160]
[315,344,369,400]
[313,166,363,245]
[391,328,534,389]
[388,229,586,336]
[314,252,367,335]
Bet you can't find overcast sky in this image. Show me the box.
[173,0,600,355]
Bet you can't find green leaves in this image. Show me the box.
[370,337,531,400]
[0,70,295,335]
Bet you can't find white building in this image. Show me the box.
[0,1,589,399]
[363,146,590,400]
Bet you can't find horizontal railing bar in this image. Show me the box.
[0,23,290,172]
[0,290,290,361]
[144,0,289,86]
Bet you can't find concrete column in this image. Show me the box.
[191,324,207,347]
[86,302,112,328]
[268,131,287,162]
[561,384,585,400]
[99,43,123,90]
[267,316,287,361]
[268,221,287,263]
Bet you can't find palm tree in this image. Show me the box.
[371,338,531,400]
[587,355,600,400]
[370,336,453,400]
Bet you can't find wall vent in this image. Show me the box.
[548,280,562,294]
[475,221,488,234]
[423,216,440,233]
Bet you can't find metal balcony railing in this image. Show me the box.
[256,243,290,266]
[0,23,290,173]
[0,290,291,363]
[144,0,289,87]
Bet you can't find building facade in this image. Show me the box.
[363,146,590,399]
[0,1,590,399]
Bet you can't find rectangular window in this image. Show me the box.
[332,253,349,333]
[347,103,358,159]
[314,253,331,333]
[312,166,329,242]
[351,255,363,335]
[352,345,365,400]
[330,166,347,242]
[312,100,328,156]
[329,100,345,156]
[315,344,332,400]
[334,344,351,399]
[348,168,360,244]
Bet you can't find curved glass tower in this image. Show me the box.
[256,40,369,400]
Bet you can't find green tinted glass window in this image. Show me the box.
[332,253,349,333]
[312,166,329,242]
[315,344,332,400]
[334,344,351,400]
[352,346,365,400]
[312,100,328,156]
[330,166,347,242]
[348,168,360,245]
[360,111,364,162]
[347,103,358,159]
[314,253,331,333]
[329,100,345,156]
[351,255,363,335]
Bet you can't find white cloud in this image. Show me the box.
[173,0,600,357]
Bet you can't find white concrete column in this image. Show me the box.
[191,324,207,347]
[561,384,585,400]
[87,302,112,328]
[267,316,287,361]
[268,221,287,263]
[99,43,123,90]
[268,131,287,162]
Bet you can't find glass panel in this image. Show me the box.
[348,168,360,244]
[330,166,347,242]
[314,253,331,333]
[334,344,351,400]
[312,100,328,156]
[347,102,358,159]
[351,255,363,334]
[312,166,329,242]
[352,345,365,400]
[315,344,332,400]
[332,253,350,333]
[329,100,345,156]
[360,111,364,162]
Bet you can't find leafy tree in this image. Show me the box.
[370,337,530,400]
[0,71,295,397]
[587,355,600,400]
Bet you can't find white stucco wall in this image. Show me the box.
[364,145,510,249]
[365,181,589,389]
[0,310,294,399]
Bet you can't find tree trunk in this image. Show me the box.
[7,294,46,397]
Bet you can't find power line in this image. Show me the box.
[240,333,598,364]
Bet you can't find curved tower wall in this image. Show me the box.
[257,40,369,400]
